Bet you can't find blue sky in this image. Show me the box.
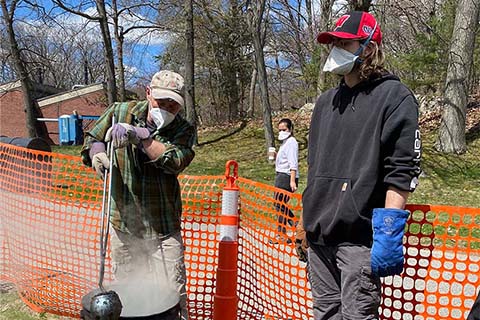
[14,0,170,85]
[11,0,351,85]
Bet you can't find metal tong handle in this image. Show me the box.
[99,114,115,291]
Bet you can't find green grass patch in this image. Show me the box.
[50,112,479,207]
[409,130,480,207]
[0,291,64,319]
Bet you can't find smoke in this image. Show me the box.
[110,275,179,317]
[106,238,181,317]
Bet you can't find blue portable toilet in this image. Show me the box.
[58,114,84,145]
[59,115,71,145]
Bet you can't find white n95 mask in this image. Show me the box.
[323,46,359,75]
[278,131,291,141]
[149,108,175,129]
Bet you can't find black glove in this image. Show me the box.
[295,238,308,263]
[295,212,308,263]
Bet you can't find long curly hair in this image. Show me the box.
[358,41,386,80]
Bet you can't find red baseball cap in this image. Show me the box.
[317,11,382,45]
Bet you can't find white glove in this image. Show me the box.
[91,152,109,179]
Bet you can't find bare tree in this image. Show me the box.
[246,68,257,117]
[349,0,372,11]
[436,0,480,153]
[193,0,252,123]
[109,1,180,101]
[8,18,106,89]
[111,0,126,101]
[305,0,314,46]
[95,0,116,104]
[53,0,117,105]
[270,0,318,101]
[184,0,198,136]
[1,0,52,143]
[316,0,336,94]
[247,0,275,149]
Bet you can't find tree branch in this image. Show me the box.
[52,0,100,21]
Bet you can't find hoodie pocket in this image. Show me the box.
[303,176,366,240]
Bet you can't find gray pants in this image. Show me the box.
[307,245,381,320]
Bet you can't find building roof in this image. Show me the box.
[37,83,106,108]
[0,80,62,96]
[0,80,22,92]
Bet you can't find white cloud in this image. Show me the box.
[24,5,173,47]
[20,4,173,82]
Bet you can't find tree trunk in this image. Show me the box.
[1,0,52,143]
[222,63,240,122]
[184,0,198,143]
[112,0,126,102]
[248,0,275,149]
[96,0,117,105]
[349,0,372,12]
[436,0,480,154]
[274,50,284,109]
[280,0,309,96]
[305,0,314,48]
[316,0,335,95]
[247,68,257,118]
[83,57,89,84]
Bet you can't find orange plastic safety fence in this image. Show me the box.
[235,177,309,320]
[0,142,110,316]
[180,174,224,319]
[382,204,480,320]
[1,142,480,320]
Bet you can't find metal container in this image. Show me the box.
[80,283,180,320]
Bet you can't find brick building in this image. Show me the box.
[0,81,109,144]
[37,83,108,144]
[0,80,62,139]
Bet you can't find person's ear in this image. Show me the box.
[145,86,151,98]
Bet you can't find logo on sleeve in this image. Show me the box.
[414,129,421,161]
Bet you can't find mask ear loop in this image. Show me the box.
[354,22,377,63]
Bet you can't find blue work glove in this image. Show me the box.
[371,208,409,277]
[105,123,150,149]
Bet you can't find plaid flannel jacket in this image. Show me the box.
[81,100,195,238]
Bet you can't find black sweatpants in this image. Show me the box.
[274,172,298,234]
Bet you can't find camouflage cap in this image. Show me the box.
[150,70,185,108]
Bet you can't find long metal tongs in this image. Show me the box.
[98,114,116,291]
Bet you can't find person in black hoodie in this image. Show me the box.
[301,11,421,319]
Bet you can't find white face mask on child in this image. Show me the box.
[149,108,176,129]
[278,131,291,141]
